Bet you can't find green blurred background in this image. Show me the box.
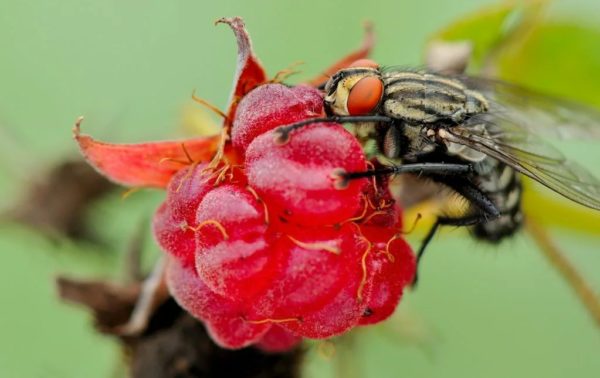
[0,0,599,377]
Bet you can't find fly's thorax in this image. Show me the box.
[324,67,382,116]
[464,89,489,114]
[381,71,489,124]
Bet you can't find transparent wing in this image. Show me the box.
[447,114,600,210]
[456,76,600,140]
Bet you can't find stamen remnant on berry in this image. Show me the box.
[287,235,341,255]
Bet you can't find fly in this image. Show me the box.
[274,59,600,283]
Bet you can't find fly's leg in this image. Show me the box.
[411,177,501,286]
[274,115,394,144]
[335,162,473,189]
[342,162,473,180]
[340,162,483,287]
[412,213,491,286]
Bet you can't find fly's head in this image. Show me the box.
[324,59,384,116]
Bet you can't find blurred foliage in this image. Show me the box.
[431,0,600,106]
[498,21,600,106]
[428,0,548,70]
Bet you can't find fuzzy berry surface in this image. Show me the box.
[156,84,416,350]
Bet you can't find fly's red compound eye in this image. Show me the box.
[347,76,384,115]
[349,59,379,68]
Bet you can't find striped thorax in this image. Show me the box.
[381,71,489,124]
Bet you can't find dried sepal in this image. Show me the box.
[56,276,141,333]
[217,17,268,123]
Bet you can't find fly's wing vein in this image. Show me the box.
[456,76,600,140]
[448,117,600,210]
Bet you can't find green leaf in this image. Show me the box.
[498,22,600,107]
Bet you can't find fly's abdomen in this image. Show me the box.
[381,71,488,124]
[472,159,523,242]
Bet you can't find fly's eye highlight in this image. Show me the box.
[347,76,384,115]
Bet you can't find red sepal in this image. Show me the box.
[73,119,220,188]
[217,17,268,123]
[307,23,375,88]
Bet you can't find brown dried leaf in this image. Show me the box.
[56,276,141,332]
[5,159,115,241]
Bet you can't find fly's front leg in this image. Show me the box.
[273,115,393,144]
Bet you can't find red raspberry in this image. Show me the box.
[255,325,302,353]
[166,164,213,218]
[359,169,402,228]
[231,84,323,152]
[156,104,416,347]
[166,258,270,349]
[251,223,367,320]
[153,203,194,267]
[195,185,284,301]
[281,275,367,338]
[357,227,415,325]
[77,18,415,352]
[153,164,214,268]
[245,125,368,226]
